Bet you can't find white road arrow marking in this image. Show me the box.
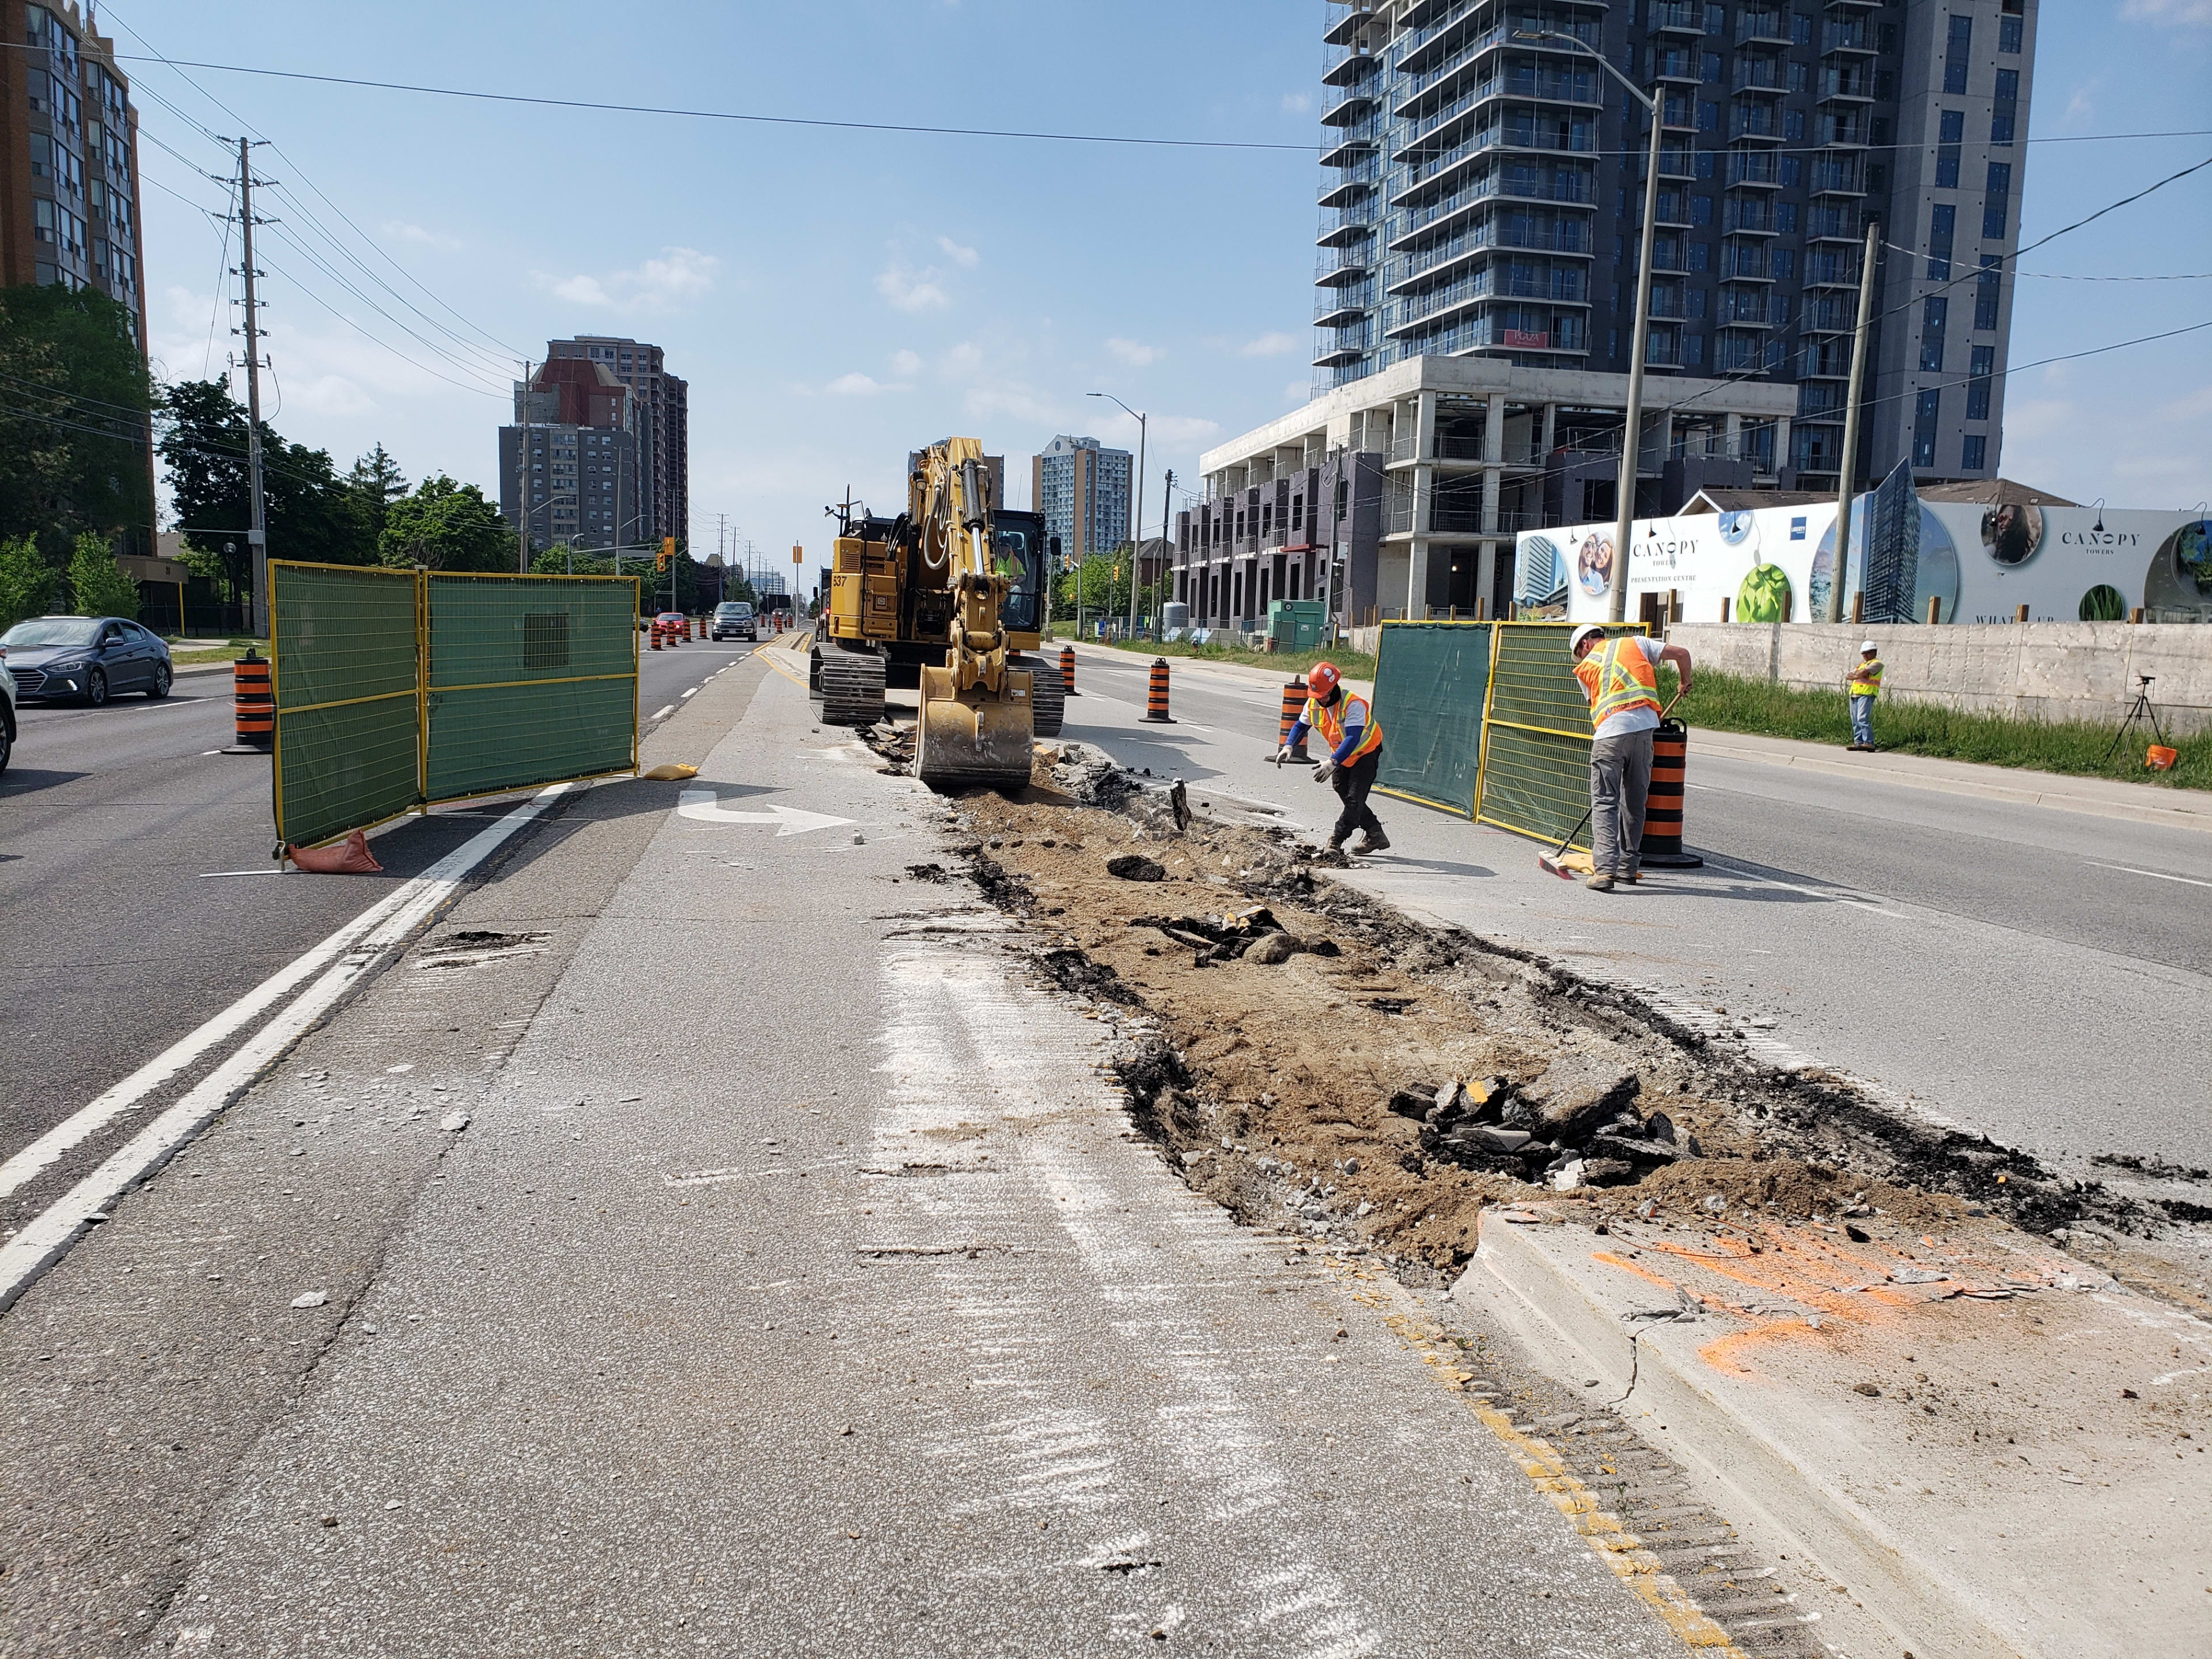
[676,787,854,837]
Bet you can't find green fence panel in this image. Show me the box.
[1370,620,1491,816]
[1475,622,1647,849]
[271,562,421,849]
[423,573,638,802]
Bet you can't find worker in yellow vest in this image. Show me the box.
[1278,660,1389,855]
[1845,640,1883,751]
[1569,624,1694,892]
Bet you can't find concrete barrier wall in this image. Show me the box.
[1665,622,2212,734]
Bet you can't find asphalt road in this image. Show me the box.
[1052,645,2212,1175]
[0,644,1700,1657]
[0,635,760,1240]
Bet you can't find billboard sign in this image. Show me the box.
[1516,498,2210,624]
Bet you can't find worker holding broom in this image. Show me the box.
[1278,661,1389,857]
[1568,625,1694,892]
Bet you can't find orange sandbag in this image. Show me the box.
[287,828,382,873]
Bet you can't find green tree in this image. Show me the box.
[0,533,59,627]
[67,531,138,619]
[0,284,155,579]
[160,379,374,601]
[348,442,408,544]
[379,474,511,571]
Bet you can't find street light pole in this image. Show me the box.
[1523,29,1661,624]
[1089,392,1146,641]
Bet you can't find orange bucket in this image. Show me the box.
[2146,744,2177,771]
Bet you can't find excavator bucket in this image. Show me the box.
[915,664,1035,789]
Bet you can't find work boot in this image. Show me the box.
[1354,829,1391,855]
[1584,872,1616,892]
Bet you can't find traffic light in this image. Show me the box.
[657,536,674,572]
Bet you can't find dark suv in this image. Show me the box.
[711,602,757,642]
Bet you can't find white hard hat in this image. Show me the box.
[1569,624,1605,654]
[1861,639,1878,652]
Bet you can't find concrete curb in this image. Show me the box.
[1453,1214,2210,1659]
[1457,1219,2005,1658]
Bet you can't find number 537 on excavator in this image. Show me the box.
[809,436,1065,789]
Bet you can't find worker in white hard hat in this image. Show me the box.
[1844,639,1883,751]
[1569,624,1695,892]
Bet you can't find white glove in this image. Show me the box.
[1274,745,1293,763]
[1313,760,1336,782]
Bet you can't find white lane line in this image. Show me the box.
[197,869,282,879]
[1693,851,1904,917]
[681,687,698,699]
[651,704,675,720]
[0,784,571,1312]
[2089,861,2212,889]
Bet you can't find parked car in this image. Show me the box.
[0,616,172,704]
[0,653,15,775]
[711,601,757,642]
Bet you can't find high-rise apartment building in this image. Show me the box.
[498,359,639,555]
[2,2,146,339]
[1032,435,1132,567]
[1315,0,2035,489]
[546,336,688,549]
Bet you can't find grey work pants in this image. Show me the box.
[1589,728,1655,877]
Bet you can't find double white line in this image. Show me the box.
[0,785,570,1313]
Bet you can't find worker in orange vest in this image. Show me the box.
[1569,624,1694,892]
[1279,660,1389,855]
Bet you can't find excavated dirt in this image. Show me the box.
[926,742,2209,1306]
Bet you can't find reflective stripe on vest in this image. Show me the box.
[1847,659,1883,698]
[1573,638,1661,728]
[1304,692,1383,763]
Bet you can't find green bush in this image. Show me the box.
[67,531,138,620]
[0,533,59,627]
[1097,636,1380,681]
[1672,669,2207,792]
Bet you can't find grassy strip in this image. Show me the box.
[1671,668,2207,793]
[1085,635,1380,682]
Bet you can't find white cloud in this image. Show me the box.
[891,349,924,377]
[936,236,980,268]
[1105,337,1164,366]
[1285,378,1313,404]
[823,372,911,396]
[1150,415,1221,446]
[876,263,950,313]
[382,219,458,249]
[2122,0,2212,24]
[535,247,719,313]
[1281,91,1313,114]
[1241,331,1299,358]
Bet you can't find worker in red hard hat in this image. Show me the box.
[1569,623,1694,891]
[1278,660,1389,856]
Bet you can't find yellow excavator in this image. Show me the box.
[811,436,1051,788]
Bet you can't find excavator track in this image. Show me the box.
[1011,654,1065,738]
[816,645,887,727]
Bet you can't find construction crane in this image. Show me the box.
[810,437,1062,785]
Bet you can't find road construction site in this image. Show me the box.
[1,630,2206,1658]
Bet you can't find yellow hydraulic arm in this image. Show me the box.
[911,437,1034,787]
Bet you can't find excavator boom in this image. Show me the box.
[911,438,1035,789]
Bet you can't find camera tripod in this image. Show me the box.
[2103,675,2168,762]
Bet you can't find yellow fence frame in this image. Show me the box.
[1472,620,1650,852]
[270,561,641,848]
[1370,617,1495,820]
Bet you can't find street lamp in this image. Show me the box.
[1088,391,1146,642]
[1518,27,1662,624]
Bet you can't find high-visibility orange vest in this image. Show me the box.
[1573,637,1661,728]
[1304,690,1382,763]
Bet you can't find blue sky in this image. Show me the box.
[119,0,2210,565]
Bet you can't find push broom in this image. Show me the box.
[1537,688,1684,879]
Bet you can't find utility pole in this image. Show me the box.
[1829,218,1882,623]
[234,138,270,639]
[1157,468,1175,638]
[516,359,532,574]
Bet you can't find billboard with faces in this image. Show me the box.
[1516,490,2211,626]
